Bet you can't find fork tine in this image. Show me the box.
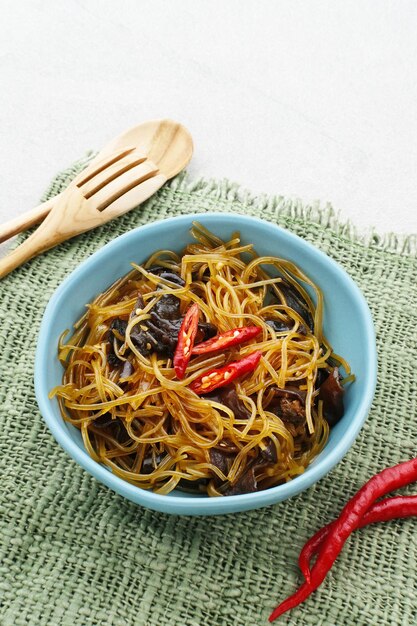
[102,173,167,219]
[75,146,136,187]
[87,160,160,212]
[80,153,148,199]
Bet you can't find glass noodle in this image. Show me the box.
[50,222,352,496]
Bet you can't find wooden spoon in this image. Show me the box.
[0,119,192,244]
[0,120,193,279]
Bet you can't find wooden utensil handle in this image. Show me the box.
[0,195,58,244]
[0,206,69,279]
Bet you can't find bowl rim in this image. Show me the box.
[35,212,377,515]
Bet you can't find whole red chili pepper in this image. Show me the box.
[190,350,262,395]
[191,325,261,355]
[173,303,200,380]
[269,457,417,622]
[299,495,417,583]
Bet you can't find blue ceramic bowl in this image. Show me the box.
[35,213,377,515]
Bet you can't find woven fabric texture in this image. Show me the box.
[1,159,417,626]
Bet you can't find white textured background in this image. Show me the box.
[1,0,417,247]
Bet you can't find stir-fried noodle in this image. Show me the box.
[51,223,352,496]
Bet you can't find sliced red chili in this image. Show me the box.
[190,350,262,395]
[191,325,261,355]
[173,303,200,380]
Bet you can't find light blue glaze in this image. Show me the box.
[35,213,377,515]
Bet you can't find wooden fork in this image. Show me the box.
[0,147,165,279]
[0,119,193,245]
[0,120,193,279]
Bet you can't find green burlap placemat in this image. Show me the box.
[1,157,417,626]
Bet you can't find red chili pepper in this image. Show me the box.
[299,495,417,584]
[189,350,262,395]
[191,325,261,355]
[173,303,200,380]
[269,457,417,622]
